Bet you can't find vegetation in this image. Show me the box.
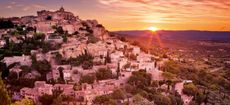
[38,88,73,105]
[152,94,172,105]
[96,68,113,80]
[0,76,11,105]
[11,98,34,105]
[128,70,152,89]
[67,49,94,69]
[87,35,99,44]
[32,59,51,76]
[111,89,126,100]
[39,94,54,105]
[182,83,198,96]
[93,95,116,105]
[0,19,14,29]
[162,72,176,80]
[161,60,180,74]
[80,73,96,84]
[0,32,53,56]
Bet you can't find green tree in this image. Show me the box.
[39,94,53,105]
[189,101,198,105]
[58,67,64,82]
[127,70,152,89]
[116,62,120,80]
[183,83,198,96]
[162,72,176,80]
[55,26,64,34]
[80,74,96,84]
[93,95,116,105]
[104,51,111,65]
[32,60,51,76]
[0,19,14,29]
[194,92,206,105]
[111,89,126,100]
[82,61,93,70]
[168,92,183,105]
[161,60,180,74]
[96,68,113,80]
[152,94,172,105]
[55,53,63,65]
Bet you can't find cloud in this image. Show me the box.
[5,1,45,12]
[6,5,13,9]
[97,0,230,24]
[22,4,46,11]
[5,1,19,9]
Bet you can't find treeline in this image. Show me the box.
[0,19,14,29]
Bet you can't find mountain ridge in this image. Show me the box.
[114,30,230,41]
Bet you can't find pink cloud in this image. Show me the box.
[97,0,230,24]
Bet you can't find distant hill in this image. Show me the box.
[114,30,230,41]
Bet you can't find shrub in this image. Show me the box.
[96,68,113,80]
[183,83,198,96]
[80,74,96,84]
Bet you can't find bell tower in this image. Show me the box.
[59,6,65,12]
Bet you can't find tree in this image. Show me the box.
[129,53,137,60]
[55,26,64,34]
[152,94,172,105]
[80,74,96,84]
[0,62,8,79]
[11,98,34,105]
[127,70,152,89]
[32,60,51,75]
[0,76,11,105]
[93,95,116,105]
[39,94,53,105]
[55,53,63,65]
[194,92,206,105]
[52,87,63,99]
[53,95,75,105]
[87,35,99,44]
[111,89,126,100]
[96,68,113,80]
[41,42,53,53]
[132,94,155,105]
[46,16,52,20]
[183,83,198,96]
[116,62,120,80]
[62,31,68,43]
[70,49,94,68]
[1,62,17,79]
[105,51,111,64]
[0,19,14,29]
[162,72,176,80]
[165,79,173,91]
[189,101,198,105]
[58,67,64,82]
[161,60,180,74]
[168,92,183,105]
[82,61,93,70]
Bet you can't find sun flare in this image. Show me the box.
[147,27,159,32]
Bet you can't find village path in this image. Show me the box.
[175,82,193,105]
[209,67,224,73]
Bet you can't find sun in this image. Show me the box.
[147,26,159,32]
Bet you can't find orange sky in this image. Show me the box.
[1,0,230,31]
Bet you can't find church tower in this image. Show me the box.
[59,6,65,12]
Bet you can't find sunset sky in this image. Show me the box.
[0,0,230,31]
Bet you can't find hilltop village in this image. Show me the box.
[0,7,229,105]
